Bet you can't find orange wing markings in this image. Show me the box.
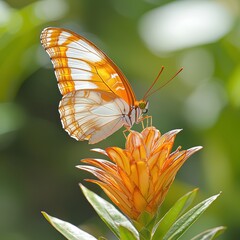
[42,28,101,56]
[41,27,136,106]
[58,90,130,143]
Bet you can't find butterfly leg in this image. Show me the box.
[140,115,152,129]
[148,115,152,127]
[123,128,131,139]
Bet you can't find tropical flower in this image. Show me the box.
[78,126,202,222]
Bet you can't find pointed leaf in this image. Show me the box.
[42,212,97,240]
[119,225,138,240]
[139,227,151,240]
[191,226,226,240]
[152,189,198,240]
[138,211,153,228]
[163,193,221,240]
[80,184,139,239]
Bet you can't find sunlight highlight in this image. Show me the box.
[139,1,234,54]
[34,0,68,21]
[184,81,227,129]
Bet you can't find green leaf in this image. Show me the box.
[191,226,226,240]
[163,193,221,240]
[80,184,139,239]
[139,227,151,240]
[0,1,68,101]
[119,225,138,240]
[152,188,198,240]
[42,211,97,240]
[138,211,153,228]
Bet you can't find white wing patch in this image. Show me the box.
[65,48,102,62]
[67,59,91,70]
[59,90,130,144]
[77,39,100,55]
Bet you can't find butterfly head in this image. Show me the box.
[138,100,149,114]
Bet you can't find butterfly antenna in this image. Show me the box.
[143,66,165,100]
[144,67,183,99]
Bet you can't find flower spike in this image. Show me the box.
[77,126,202,222]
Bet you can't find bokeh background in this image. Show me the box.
[0,0,240,239]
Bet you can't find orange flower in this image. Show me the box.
[78,127,202,221]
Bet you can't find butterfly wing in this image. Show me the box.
[40,27,136,106]
[59,90,130,144]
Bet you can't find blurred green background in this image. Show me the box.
[0,0,239,239]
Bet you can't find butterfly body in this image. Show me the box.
[41,27,148,144]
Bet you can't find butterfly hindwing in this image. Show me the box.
[59,90,130,144]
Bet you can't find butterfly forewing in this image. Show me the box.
[40,27,136,105]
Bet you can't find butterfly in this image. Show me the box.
[40,27,181,144]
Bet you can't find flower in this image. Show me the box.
[77,127,202,222]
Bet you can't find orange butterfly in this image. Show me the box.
[40,27,181,144]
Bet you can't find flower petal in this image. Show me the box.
[136,161,150,197]
[81,158,117,174]
[106,147,131,175]
[186,146,203,158]
[90,148,108,155]
[133,188,148,213]
[126,131,144,150]
[141,127,161,156]
[126,131,147,162]
[87,179,136,219]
